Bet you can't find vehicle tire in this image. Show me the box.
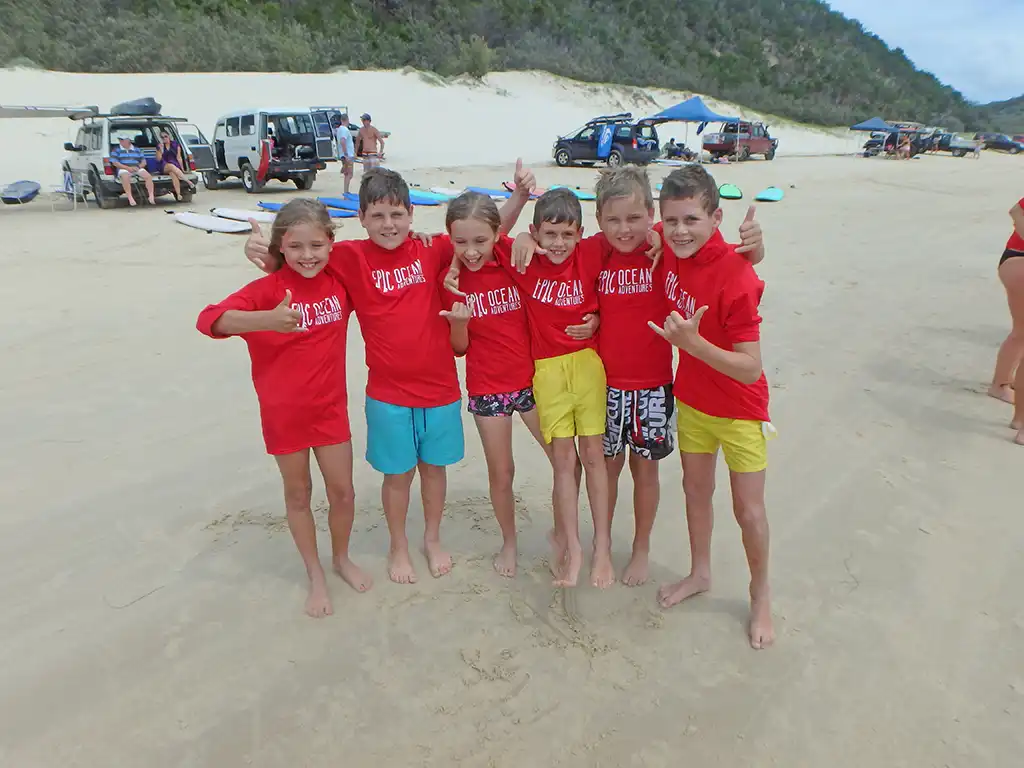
[202,171,221,190]
[952,149,965,158]
[738,146,751,162]
[89,170,117,210]
[765,147,776,161]
[1011,146,1020,155]
[606,149,623,167]
[554,148,571,167]
[241,162,262,194]
[294,172,315,190]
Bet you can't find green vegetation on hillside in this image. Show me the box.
[0,0,1011,130]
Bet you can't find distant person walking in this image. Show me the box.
[357,113,384,169]
[334,113,355,195]
[990,197,1024,445]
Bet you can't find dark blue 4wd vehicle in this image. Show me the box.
[553,113,660,167]
[974,132,1023,154]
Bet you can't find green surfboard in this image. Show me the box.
[754,186,784,202]
[719,183,743,200]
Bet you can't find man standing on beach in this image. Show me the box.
[358,113,384,169]
[334,113,355,195]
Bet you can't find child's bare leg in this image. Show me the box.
[990,262,1024,403]
[623,451,659,586]
[659,452,716,608]
[418,462,452,578]
[275,450,331,618]
[1013,345,1024,443]
[579,435,614,588]
[729,470,774,649]
[605,451,627,528]
[312,443,372,592]
[382,468,418,584]
[475,414,518,577]
[551,437,583,586]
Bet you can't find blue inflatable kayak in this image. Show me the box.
[1,180,41,205]
[318,196,360,211]
[259,201,356,218]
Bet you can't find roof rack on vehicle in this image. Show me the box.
[586,112,633,124]
[77,114,190,122]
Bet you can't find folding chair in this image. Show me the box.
[50,170,84,211]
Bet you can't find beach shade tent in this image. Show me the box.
[646,96,739,162]
[849,116,895,132]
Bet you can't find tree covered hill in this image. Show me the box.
[0,0,1008,130]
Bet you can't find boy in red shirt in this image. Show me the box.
[244,167,534,585]
[649,165,776,649]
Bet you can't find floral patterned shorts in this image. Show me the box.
[467,387,536,418]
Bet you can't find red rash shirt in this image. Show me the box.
[196,268,352,455]
[662,229,770,422]
[442,236,535,397]
[592,233,673,390]
[495,236,605,361]
[1006,198,1024,251]
[329,237,460,408]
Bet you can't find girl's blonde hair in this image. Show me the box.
[445,191,501,234]
[268,199,335,268]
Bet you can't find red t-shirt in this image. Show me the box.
[441,236,534,396]
[1006,198,1024,251]
[196,268,351,455]
[594,233,673,390]
[496,237,606,361]
[662,229,770,422]
[329,237,460,408]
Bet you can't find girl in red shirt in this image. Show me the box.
[991,197,1024,444]
[197,199,371,619]
[441,192,591,577]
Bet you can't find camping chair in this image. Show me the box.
[50,170,84,211]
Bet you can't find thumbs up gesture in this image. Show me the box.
[735,205,764,263]
[512,157,536,197]
[648,307,708,353]
[246,219,276,273]
[266,290,307,333]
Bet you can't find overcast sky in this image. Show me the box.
[825,0,1024,103]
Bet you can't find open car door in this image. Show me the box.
[310,106,346,161]
[177,123,215,172]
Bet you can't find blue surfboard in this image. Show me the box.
[754,186,784,202]
[318,196,360,211]
[342,190,442,207]
[259,201,356,218]
[550,185,596,201]
[466,186,512,199]
[597,124,614,160]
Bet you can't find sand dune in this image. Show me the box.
[0,67,861,183]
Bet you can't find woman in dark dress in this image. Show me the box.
[156,131,195,199]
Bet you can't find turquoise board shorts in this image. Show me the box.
[365,397,464,475]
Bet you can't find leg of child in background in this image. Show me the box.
[418,462,453,578]
[551,436,584,586]
[989,259,1024,404]
[275,449,332,618]
[382,469,418,584]
[312,442,372,593]
[579,434,615,588]
[658,452,715,609]
[729,470,774,649]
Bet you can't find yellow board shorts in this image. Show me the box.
[533,348,607,443]
[676,400,776,473]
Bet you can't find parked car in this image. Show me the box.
[63,108,204,209]
[934,132,979,157]
[553,113,660,167]
[974,132,1023,154]
[199,108,333,193]
[703,121,778,161]
[862,130,932,157]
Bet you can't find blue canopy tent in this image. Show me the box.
[849,117,894,132]
[646,96,739,162]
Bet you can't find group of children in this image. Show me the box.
[197,158,776,649]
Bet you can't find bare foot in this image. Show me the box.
[590,547,616,589]
[748,588,775,650]
[553,541,583,587]
[148,196,156,205]
[333,556,373,593]
[388,547,418,584]
[423,537,453,578]
[1011,418,1023,431]
[988,384,1015,404]
[547,528,567,578]
[621,549,650,587]
[128,198,137,207]
[493,541,517,578]
[305,573,333,618]
[657,573,710,609]
[1015,428,1024,446]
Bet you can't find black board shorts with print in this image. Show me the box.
[602,384,675,460]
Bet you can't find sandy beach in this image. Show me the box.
[1,68,1023,766]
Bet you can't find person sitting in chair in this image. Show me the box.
[110,135,155,206]
[156,131,195,201]
[665,138,683,159]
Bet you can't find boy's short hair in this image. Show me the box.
[359,168,410,212]
[658,165,719,214]
[533,188,582,229]
[595,164,654,216]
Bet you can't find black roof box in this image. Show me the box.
[110,97,162,116]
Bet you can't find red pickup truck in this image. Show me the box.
[702,121,778,161]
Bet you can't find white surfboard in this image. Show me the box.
[174,212,252,233]
[430,186,464,198]
[211,207,275,224]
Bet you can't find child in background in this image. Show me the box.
[649,165,775,649]
[441,192,590,577]
[197,199,371,619]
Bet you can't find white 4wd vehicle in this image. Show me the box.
[200,108,334,193]
[63,114,206,209]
